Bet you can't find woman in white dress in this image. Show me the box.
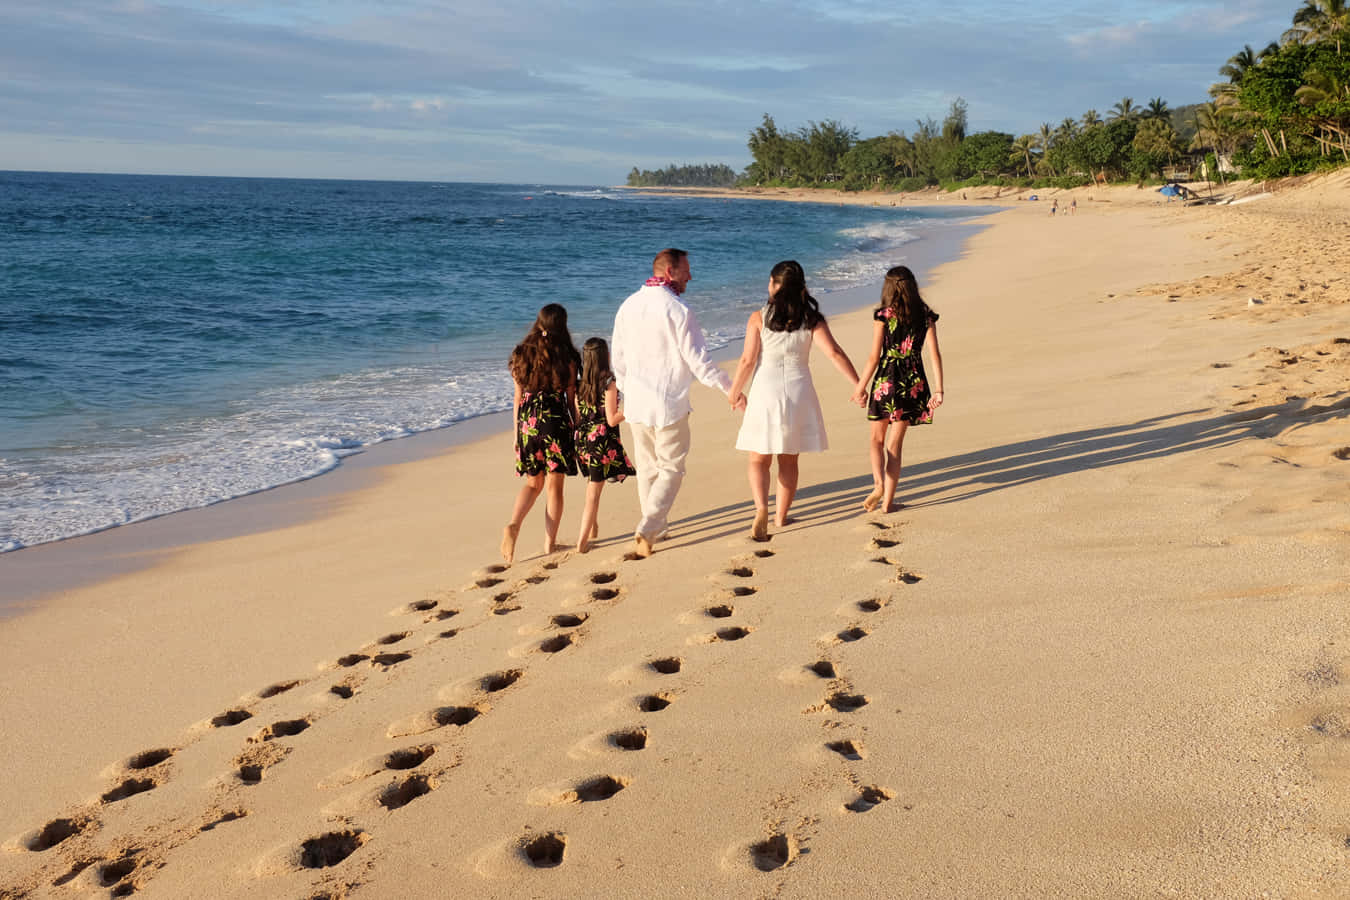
[729,260,861,541]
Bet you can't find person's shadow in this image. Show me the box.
[658,396,1350,548]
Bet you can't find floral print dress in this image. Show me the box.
[865,304,939,425]
[515,389,578,477]
[574,378,637,483]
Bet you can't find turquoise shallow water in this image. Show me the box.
[0,172,992,551]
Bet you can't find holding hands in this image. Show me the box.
[729,390,747,413]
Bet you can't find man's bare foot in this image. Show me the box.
[750,509,769,542]
[774,515,795,528]
[578,534,591,553]
[501,524,520,565]
[884,499,904,513]
[862,489,882,512]
[544,540,569,555]
[634,534,654,558]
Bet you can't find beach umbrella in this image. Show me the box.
[1159,184,1181,197]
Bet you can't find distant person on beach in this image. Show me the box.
[1070,197,1077,215]
[852,266,944,513]
[573,337,636,553]
[730,260,861,541]
[612,249,740,557]
[1051,198,1058,216]
[501,304,580,564]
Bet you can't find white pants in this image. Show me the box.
[629,415,691,542]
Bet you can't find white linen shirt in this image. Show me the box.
[611,283,731,428]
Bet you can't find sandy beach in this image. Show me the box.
[2,173,1349,898]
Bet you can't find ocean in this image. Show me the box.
[0,172,991,553]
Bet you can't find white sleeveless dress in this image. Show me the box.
[734,308,828,454]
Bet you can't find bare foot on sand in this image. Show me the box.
[751,509,770,542]
[775,515,795,528]
[501,524,520,565]
[634,534,654,558]
[862,489,882,512]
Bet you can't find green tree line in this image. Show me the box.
[630,0,1349,189]
[626,163,739,187]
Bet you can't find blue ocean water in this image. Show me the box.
[0,172,988,552]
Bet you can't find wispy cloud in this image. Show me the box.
[0,0,1299,182]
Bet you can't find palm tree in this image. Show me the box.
[1189,103,1245,183]
[1057,117,1079,142]
[1145,97,1171,119]
[1009,135,1037,178]
[1036,123,1057,175]
[1285,0,1350,53]
[1080,109,1102,129]
[1109,97,1139,120]
[1295,70,1350,158]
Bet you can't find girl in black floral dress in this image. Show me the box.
[851,266,945,514]
[502,304,580,564]
[573,337,636,552]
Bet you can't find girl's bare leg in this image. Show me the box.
[747,452,772,541]
[881,421,910,512]
[863,420,887,511]
[774,453,799,527]
[577,480,604,552]
[503,474,544,564]
[542,472,566,553]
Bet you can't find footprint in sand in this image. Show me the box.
[435,628,460,641]
[374,632,410,646]
[826,739,865,760]
[871,537,899,549]
[387,705,484,738]
[403,598,438,616]
[729,585,757,597]
[715,626,752,642]
[844,785,894,813]
[551,612,588,628]
[199,810,248,832]
[372,651,414,667]
[257,680,301,699]
[837,626,869,643]
[330,682,357,700]
[480,669,524,692]
[522,574,550,585]
[124,748,175,771]
[637,693,675,712]
[234,743,291,785]
[538,634,574,653]
[101,778,158,804]
[379,773,439,810]
[609,727,648,751]
[522,831,566,868]
[749,833,798,871]
[856,598,887,613]
[707,604,734,619]
[649,657,683,675]
[95,852,142,890]
[753,549,775,559]
[590,571,618,584]
[825,692,868,712]
[808,661,837,679]
[25,817,91,852]
[726,565,755,579]
[251,718,312,742]
[299,830,368,869]
[210,708,254,728]
[591,586,621,601]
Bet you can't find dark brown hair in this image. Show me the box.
[508,303,580,394]
[765,260,823,333]
[652,247,687,276]
[878,265,930,333]
[577,337,612,409]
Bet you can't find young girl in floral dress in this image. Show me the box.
[852,266,945,513]
[573,337,636,553]
[502,304,580,564]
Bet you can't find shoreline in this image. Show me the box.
[2,172,1348,896]
[1,212,993,610]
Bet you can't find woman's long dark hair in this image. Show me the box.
[765,260,823,333]
[577,337,612,409]
[509,303,580,393]
[878,265,930,332]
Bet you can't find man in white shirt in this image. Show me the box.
[612,248,741,557]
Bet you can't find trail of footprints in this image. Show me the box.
[5,518,918,890]
[2,554,587,894]
[753,519,912,873]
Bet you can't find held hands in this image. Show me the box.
[851,382,868,408]
[729,390,747,413]
[927,390,945,412]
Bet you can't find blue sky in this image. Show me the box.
[0,0,1297,184]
